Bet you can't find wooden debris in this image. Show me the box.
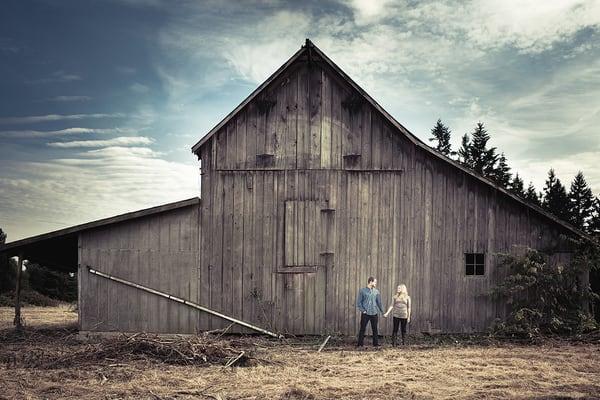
[317,335,331,352]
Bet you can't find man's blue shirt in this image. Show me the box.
[356,287,384,315]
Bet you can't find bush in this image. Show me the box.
[0,290,60,307]
[26,264,77,302]
[490,245,599,338]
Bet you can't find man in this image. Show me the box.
[356,276,384,347]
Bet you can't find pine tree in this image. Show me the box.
[589,197,600,236]
[542,169,570,221]
[458,134,472,168]
[491,152,512,188]
[0,228,5,244]
[428,119,454,156]
[510,173,525,197]
[468,122,498,176]
[524,182,541,206]
[567,171,595,231]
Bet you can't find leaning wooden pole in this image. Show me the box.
[87,266,283,339]
[13,253,23,329]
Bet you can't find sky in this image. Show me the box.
[1,0,600,241]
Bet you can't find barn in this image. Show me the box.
[1,40,587,336]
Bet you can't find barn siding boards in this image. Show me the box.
[79,204,200,334]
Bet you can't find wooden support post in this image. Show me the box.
[14,253,23,329]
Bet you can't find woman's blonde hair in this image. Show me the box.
[394,284,409,301]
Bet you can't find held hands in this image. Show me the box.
[383,312,390,318]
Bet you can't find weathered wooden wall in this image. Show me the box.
[79,204,200,333]
[198,55,574,335]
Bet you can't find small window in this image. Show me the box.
[465,253,485,276]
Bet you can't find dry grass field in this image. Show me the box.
[1,306,600,400]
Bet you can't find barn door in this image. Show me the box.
[280,200,331,334]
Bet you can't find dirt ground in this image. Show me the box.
[1,307,600,400]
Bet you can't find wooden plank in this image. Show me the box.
[199,147,212,331]
[147,216,160,333]
[309,65,322,169]
[320,68,332,169]
[216,127,228,171]
[284,201,295,266]
[423,160,433,326]
[306,190,317,333]
[284,70,298,168]
[264,87,278,165]
[226,118,237,170]
[241,173,254,326]
[255,172,268,329]
[210,174,225,329]
[336,171,348,333]
[330,80,343,169]
[222,173,235,322]
[246,104,258,169]
[263,172,276,330]
[324,171,337,333]
[273,170,286,332]
[236,111,247,169]
[348,173,359,335]
[273,75,288,169]
[232,174,244,322]
[296,63,309,169]
[361,107,373,169]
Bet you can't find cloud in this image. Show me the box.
[26,70,82,84]
[47,136,154,148]
[45,95,92,102]
[0,113,124,124]
[130,82,150,93]
[0,146,198,240]
[116,65,137,75]
[0,127,133,138]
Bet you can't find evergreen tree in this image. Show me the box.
[589,197,600,236]
[491,152,512,188]
[428,119,454,156]
[542,169,570,221]
[458,134,472,168]
[0,228,6,244]
[524,182,541,206]
[510,173,525,197]
[567,171,595,231]
[469,122,498,176]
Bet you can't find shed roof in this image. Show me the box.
[0,197,200,270]
[191,39,589,241]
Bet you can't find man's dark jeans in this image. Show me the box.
[357,313,379,346]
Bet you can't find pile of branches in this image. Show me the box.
[3,333,259,369]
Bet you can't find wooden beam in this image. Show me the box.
[86,266,283,339]
[14,253,23,329]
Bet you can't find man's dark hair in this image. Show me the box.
[367,276,375,284]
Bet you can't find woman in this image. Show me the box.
[384,284,411,346]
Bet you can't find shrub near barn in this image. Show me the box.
[491,238,600,338]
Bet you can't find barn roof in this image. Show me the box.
[191,39,589,241]
[0,197,200,270]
